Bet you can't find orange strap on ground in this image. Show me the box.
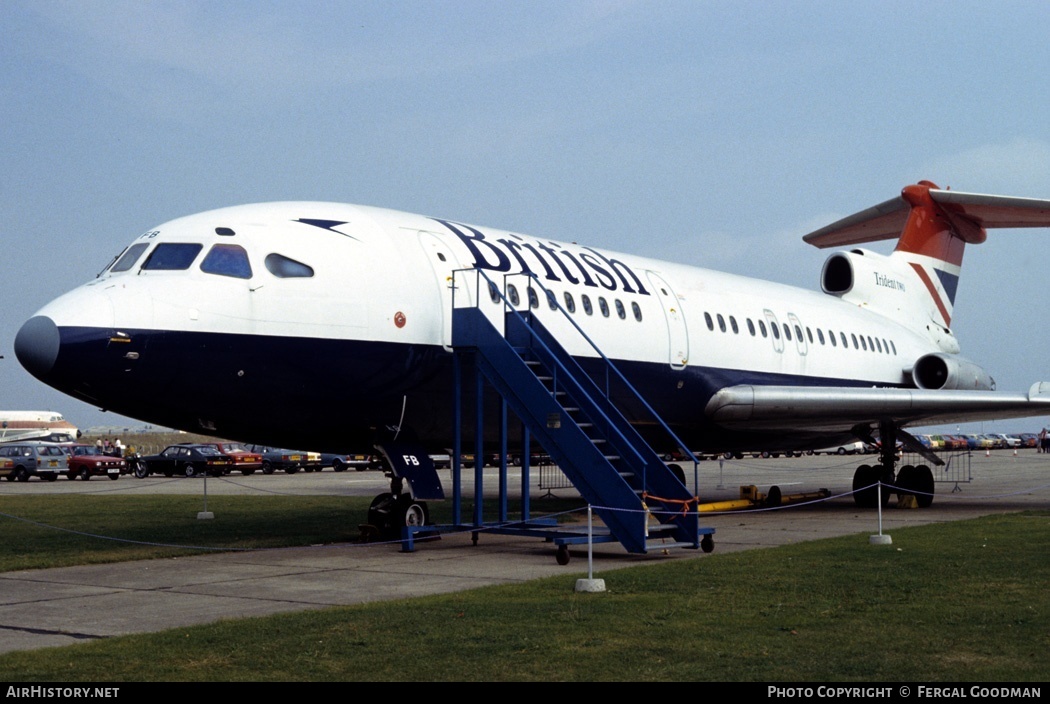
[641,492,700,515]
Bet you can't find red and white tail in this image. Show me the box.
[804,180,1050,328]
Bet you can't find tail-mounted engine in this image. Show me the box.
[910,352,995,391]
[821,248,919,318]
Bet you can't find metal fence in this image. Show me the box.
[537,461,573,497]
[901,450,972,491]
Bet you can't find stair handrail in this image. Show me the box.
[452,267,698,482]
[452,268,650,475]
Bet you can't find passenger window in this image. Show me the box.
[817,329,825,345]
[507,284,520,307]
[110,243,150,273]
[747,319,756,336]
[890,340,897,355]
[795,325,803,342]
[867,335,875,352]
[759,320,768,338]
[860,336,867,351]
[783,324,791,341]
[705,312,714,331]
[717,314,726,333]
[771,324,780,340]
[615,299,626,319]
[806,327,813,343]
[142,243,203,271]
[201,244,252,279]
[527,287,539,309]
[581,294,593,315]
[265,253,314,278]
[564,292,576,314]
[851,333,859,349]
[547,290,558,311]
[489,283,500,304]
[840,332,848,348]
[730,316,739,334]
[598,297,609,317]
[875,338,883,353]
[631,302,642,321]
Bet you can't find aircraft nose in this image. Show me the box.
[15,316,61,381]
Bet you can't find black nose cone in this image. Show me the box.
[15,316,60,380]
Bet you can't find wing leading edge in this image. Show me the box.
[705,383,1050,434]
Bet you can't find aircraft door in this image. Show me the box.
[645,271,689,370]
[763,309,785,353]
[418,231,470,351]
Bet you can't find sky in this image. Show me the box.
[2,0,1049,435]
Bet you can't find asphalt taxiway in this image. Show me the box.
[1,451,1047,654]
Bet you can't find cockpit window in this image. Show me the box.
[110,243,151,273]
[201,244,252,279]
[265,253,314,278]
[142,243,204,271]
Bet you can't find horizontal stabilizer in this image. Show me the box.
[804,187,1050,249]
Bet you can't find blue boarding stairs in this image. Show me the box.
[398,269,714,563]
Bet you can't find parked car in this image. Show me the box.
[814,441,868,455]
[245,445,314,474]
[64,443,128,480]
[0,441,69,481]
[997,434,1022,448]
[0,457,12,480]
[320,452,374,472]
[133,444,234,478]
[201,442,263,475]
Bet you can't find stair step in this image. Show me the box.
[645,540,696,552]
[647,523,678,534]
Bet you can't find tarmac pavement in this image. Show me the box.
[1,450,1048,654]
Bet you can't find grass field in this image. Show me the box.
[0,494,1046,681]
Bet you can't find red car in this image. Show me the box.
[65,443,128,480]
[203,442,263,475]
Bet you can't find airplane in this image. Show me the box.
[13,179,1050,534]
[0,410,79,444]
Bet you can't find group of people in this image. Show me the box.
[1039,428,1050,453]
[94,437,125,457]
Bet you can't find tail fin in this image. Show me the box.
[804,181,1050,327]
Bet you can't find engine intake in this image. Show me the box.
[912,353,995,391]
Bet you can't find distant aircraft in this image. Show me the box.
[14,180,1050,530]
[0,411,79,444]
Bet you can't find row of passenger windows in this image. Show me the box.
[703,311,898,355]
[491,283,644,322]
[108,242,314,280]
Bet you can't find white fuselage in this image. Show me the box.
[17,202,948,452]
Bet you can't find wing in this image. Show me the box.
[705,383,1050,433]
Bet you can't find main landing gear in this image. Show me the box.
[851,422,936,509]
